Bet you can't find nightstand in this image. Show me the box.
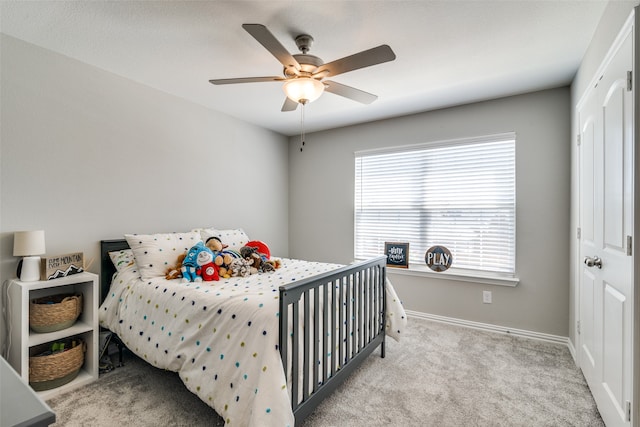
[6,272,99,399]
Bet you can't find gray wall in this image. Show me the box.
[288,88,571,337]
[569,1,636,350]
[0,35,290,352]
[3,0,633,351]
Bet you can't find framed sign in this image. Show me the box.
[425,245,452,272]
[41,252,84,280]
[385,242,409,268]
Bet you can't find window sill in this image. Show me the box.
[386,264,519,287]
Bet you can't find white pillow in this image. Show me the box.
[109,249,136,273]
[125,232,201,280]
[195,228,250,251]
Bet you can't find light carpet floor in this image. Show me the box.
[47,317,603,426]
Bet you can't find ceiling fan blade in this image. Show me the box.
[324,80,378,104]
[314,45,396,78]
[209,76,285,85]
[242,24,301,72]
[281,97,299,112]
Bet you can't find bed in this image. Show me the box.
[99,229,406,426]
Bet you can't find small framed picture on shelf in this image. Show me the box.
[384,242,409,268]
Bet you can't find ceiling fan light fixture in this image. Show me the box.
[283,77,325,104]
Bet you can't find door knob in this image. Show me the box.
[584,256,603,269]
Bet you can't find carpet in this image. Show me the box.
[47,317,603,426]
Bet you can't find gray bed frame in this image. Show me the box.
[100,239,387,425]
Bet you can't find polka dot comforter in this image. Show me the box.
[99,258,406,426]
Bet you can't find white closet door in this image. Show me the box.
[578,24,634,427]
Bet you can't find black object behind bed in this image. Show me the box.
[100,239,130,304]
[99,239,131,367]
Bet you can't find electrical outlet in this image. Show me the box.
[483,291,492,304]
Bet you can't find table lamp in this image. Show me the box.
[13,230,46,282]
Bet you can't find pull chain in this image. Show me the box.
[300,102,306,152]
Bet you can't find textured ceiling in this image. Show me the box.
[1,1,611,136]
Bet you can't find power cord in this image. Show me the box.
[1,279,12,359]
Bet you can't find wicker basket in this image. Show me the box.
[30,293,82,333]
[29,337,85,391]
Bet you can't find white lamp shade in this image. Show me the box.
[283,77,325,104]
[13,230,46,256]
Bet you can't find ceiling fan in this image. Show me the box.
[209,24,396,111]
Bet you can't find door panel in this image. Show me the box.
[581,269,597,371]
[602,282,626,417]
[603,85,625,251]
[581,115,596,244]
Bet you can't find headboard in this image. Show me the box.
[100,239,130,304]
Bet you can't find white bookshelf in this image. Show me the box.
[6,272,99,399]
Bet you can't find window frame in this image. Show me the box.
[354,132,519,286]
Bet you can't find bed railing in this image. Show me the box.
[279,256,387,424]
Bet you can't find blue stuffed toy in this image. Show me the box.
[181,241,214,283]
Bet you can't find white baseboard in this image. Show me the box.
[406,310,570,347]
[566,337,578,363]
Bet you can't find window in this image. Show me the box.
[355,133,516,276]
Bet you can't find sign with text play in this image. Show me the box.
[425,246,452,272]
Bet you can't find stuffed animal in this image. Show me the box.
[205,236,227,254]
[196,248,220,281]
[241,245,277,273]
[181,241,213,283]
[265,258,282,270]
[216,249,240,266]
[200,262,220,281]
[240,244,280,273]
[240,245,262,271]
[205,237,241,278]
[165,252,186,280]
[243,240,280,272]
[229,257,254,277]
[261,259,276,273]
[245,240,271,259]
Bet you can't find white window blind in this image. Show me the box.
[355,134,516,275]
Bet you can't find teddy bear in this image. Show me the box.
[196,248,220,281]
[205,236,241,278]
[165,252,186,280]
[261,259,276,273]
[240,245,261,270]
[240,243,281,273]
[205,236,227,254]
[240,245,278,273]
[245,240,271,259]
[228,257,254,277]
[264,258,282,270]
[218,250,242,277]
[181,241,214,283]
[243,241,281,272]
